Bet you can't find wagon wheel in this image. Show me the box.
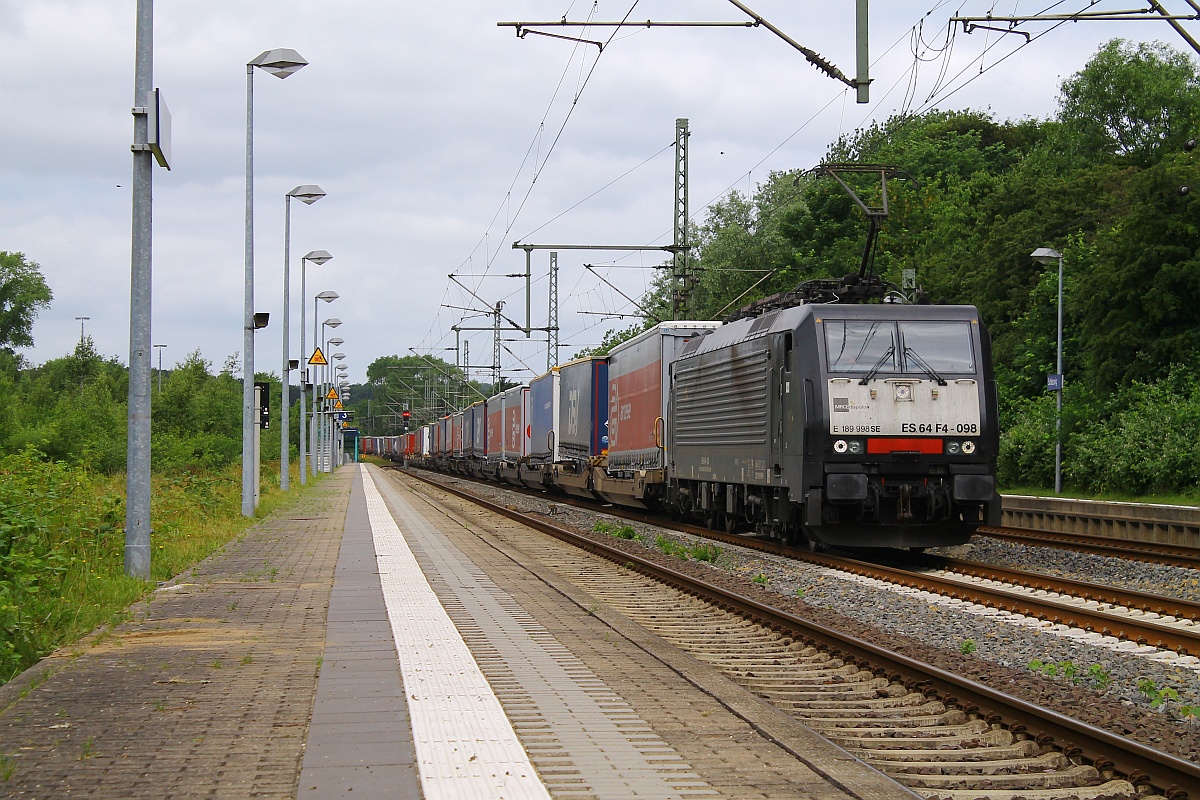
[799,525,826,553]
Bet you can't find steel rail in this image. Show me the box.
[983,526,1200,571]
[399,468,1200,798]
[920,553,1200,622]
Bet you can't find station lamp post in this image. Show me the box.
[243,47,310,518]
[281,185,326,492]
[1031,246,1064,494]
[298,252,332,484]
[153,343,167,392]
[332,351,347,462]
[309,293,338,475]
[327,339,346,467]
[335,363,349,468]
[318,320,342,473]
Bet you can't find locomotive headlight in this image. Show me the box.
[962,440,976,454]
[847,439,864,455]
[833,439,849,453]
[946,441,961,455]
[894,383,913,402]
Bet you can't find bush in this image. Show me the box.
[1068,370,1200,494]
[0,449,131,680]
[997,393,1058,488]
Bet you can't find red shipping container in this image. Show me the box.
[607,322,720,471]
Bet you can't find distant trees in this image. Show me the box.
[0,252,52,372]
[1058,39,1200,167]
[360,354,479,433]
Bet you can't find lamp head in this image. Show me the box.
[288,184,326,205]
[304,249,333,265]
[328,337,344,347]
[253,312,270,329]
[250,48,308,78]
[1030,247,1062,264]
[316,291,339,303]
[324,318,342,328]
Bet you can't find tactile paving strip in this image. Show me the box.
[363,467,551,799]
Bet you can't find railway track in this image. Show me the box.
[397,468,1200,657]
[980,526,1200,571]
[397,468,1200,799]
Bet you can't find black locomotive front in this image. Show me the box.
[804,304,1001,548]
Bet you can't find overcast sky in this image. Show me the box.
[3,1,1197,385]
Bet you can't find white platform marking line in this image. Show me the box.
[361,466,551,800]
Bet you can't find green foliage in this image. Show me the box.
[594,520,642,542]
[687,542,722,563]
[653,534,686,557]
[1137,678,1182,708]
[1068,369,1200,494]
[1027,658,1113,690]
[0,252,52,355]
[0,450,76,676]
[1058,39,1200,167]
[960,639,976,655]
[1087,663,1113,690]
[751,573,769,586]
[574,320,653,359]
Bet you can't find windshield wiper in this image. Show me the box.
[858,344,895,385]
[903,346,947,385]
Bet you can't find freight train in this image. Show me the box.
[389,276,1001,550]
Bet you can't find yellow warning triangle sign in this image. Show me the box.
[334,400,344,409]
[325,387,339,400]
[308,347,328,366]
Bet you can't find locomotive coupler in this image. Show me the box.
[898,483,914,521]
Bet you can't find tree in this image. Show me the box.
[1058,39,1200,168]
[0,252,53,356]
[364,354,473,431]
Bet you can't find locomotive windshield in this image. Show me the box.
[825,320,975,374]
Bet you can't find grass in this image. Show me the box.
[1001,485,1200,506]
[0,452,329,686]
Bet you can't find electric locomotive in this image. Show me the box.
[668,284,1001,549]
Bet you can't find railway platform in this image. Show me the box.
[0,464,914,799]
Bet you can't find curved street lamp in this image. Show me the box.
[1031,247,1064,494]
[281,185,325,492]
[243,47,309,518]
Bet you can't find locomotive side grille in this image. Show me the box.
[674,348,769,446]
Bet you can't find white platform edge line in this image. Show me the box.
[361,465,552,800]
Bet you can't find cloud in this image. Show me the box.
[2,0,1195,383]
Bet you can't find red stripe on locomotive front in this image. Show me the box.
[867,438,943,454]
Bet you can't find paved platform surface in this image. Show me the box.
[0,464,911,799]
